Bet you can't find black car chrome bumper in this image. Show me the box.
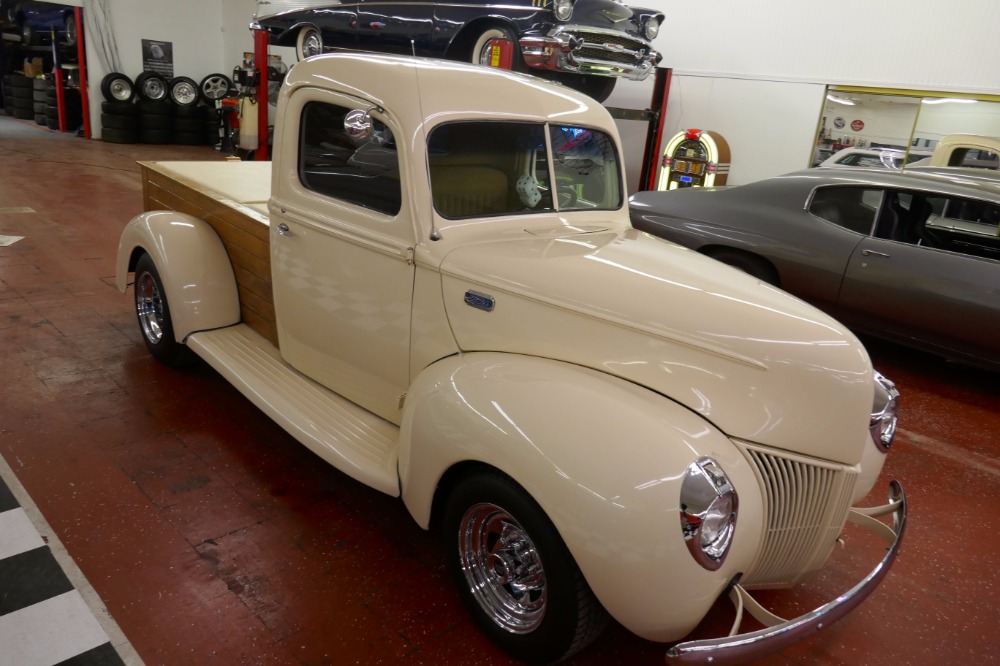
[666,481,907,664]
[520,25,661,81]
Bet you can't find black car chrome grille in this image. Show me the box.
[569,30,647,64]
[740,445,857,588]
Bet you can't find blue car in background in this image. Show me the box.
[1,1,77,47]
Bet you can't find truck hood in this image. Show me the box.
[439,226,873,465]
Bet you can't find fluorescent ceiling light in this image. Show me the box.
[922,98,977,105]
[826,94,855,106]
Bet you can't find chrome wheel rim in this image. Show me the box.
[201,76,228,100]
[172,81,197,105]
[300,29,322,58]
[458,503,546,634]
[110,79,132,101]
[475,30,506,66]
[142,78,166,100]
[136,271,164,344]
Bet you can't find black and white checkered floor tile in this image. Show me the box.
[0,458,139,666]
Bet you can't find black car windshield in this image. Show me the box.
[427,121,622,219]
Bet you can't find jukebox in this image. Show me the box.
[656,129,731,190]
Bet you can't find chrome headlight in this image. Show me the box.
[644,17,661,41]
[680,457,738,571]
[553,0,574,22]
[870,370,900,452]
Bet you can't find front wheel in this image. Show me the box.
[470,26,523,71]
[443,471,607,663]
[296,26,323,61]
[705,248,780,286]
[133,253,190,366]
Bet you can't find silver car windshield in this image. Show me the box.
[427,121,622,219]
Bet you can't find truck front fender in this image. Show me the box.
[116,211,241,342]
[399,352,765,641]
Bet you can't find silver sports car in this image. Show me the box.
[629,168,1000,370]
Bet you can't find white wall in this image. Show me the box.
[608,0,1000,188]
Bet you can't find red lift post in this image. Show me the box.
[75,6,90,138]
[253,25,269,160]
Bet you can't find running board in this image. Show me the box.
[186,325,400,496]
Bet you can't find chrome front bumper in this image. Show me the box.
[666,481,907,664]
[519,25,661,81]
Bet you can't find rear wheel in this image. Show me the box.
[443,471,607,663]
[133,253,190,366]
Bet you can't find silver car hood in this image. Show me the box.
[440,226,874,465]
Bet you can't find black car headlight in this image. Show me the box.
[870,370,899,452]
[680,457,738,571]
[553,0,574,22]
[644,17,661,41]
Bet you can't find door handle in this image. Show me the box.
[861,249,889,258]
[276,223,293,237]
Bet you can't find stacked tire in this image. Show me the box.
[44,82,82,131]
[100,72,139,144]
[6,74,34,120]
[99,70,232,146]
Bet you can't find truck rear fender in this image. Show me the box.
[116,211,241,342]
[399,352,765,640]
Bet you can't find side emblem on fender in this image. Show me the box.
[464,290,495,312]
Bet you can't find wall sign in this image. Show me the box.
[851,119,865,131]
[833,116,845,129]
[141,39,174,79]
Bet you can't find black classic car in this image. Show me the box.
[1,0,77,46]
[256,0,663,102]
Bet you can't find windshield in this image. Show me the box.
[427,121,622,219]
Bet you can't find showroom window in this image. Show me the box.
[808,186,881,235]
[298,102,402,216]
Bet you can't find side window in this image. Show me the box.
[808,187,879,235]
[876,191,1000,260]
[298,102,401,216]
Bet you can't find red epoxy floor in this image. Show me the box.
[0,115,998,665]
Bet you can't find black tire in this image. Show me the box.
[34,113,46,125]
[101,127,139,144]
[135,71,168,101]
[21,21,35,46]
[168,76,199,107]
[101,113,138,130]
[704,248,780,286]
[32,77,49,90]
[137,99,172,115]
[140,113,172,130]
[468,25,524,72]
[12,107,33,120]
[172,117,202,133]
[173,131,205,146]
[443,471,608,663]
[9,74,33,88]
[33,90,48,102]
[10,86,32,99]
[32,101,46,113]
[64,13,77,47]
[45,117,59,129]
[101,72,135,103]
[140,128,173,144]
[102,100,138,116]
[173,103,204,119]
[133,253,191,366]
[199,73,232,103]
[45,106,59,119]
[12,98,33,111]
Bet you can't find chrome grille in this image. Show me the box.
[740,445,857,588]
[569,31,647,65]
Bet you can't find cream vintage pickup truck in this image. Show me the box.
[116,53,906,664]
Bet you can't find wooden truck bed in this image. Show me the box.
[139,160,278,346]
